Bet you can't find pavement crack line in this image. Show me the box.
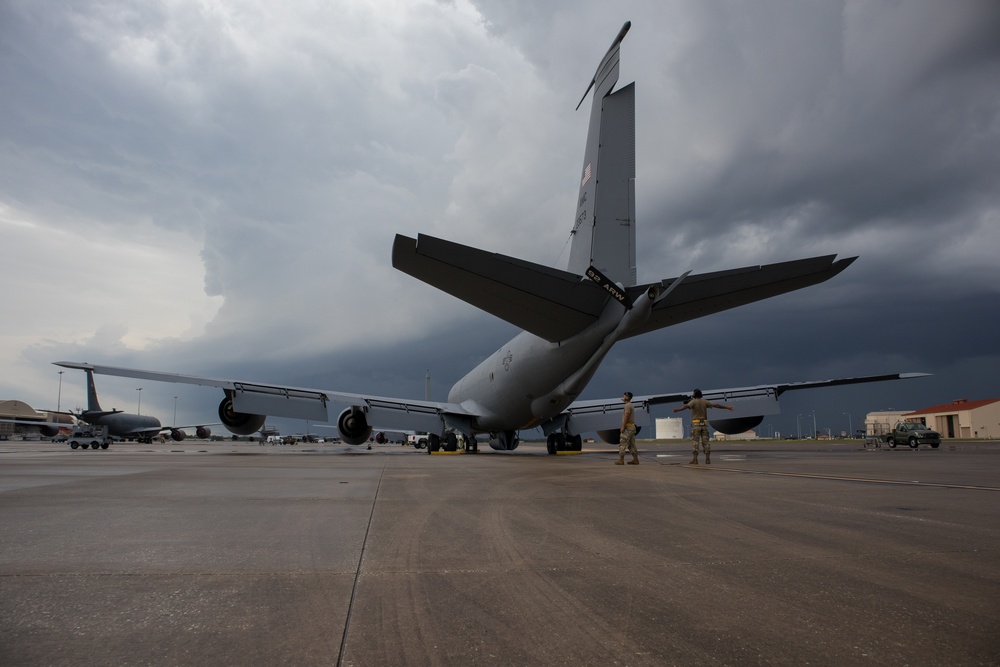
[337,459,386,667]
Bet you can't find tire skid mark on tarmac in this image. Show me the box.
[687,465,1000,491]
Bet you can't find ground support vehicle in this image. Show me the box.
[883,421,941,449]
[68,426,113,450]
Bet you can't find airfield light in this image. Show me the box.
[57,371,64,412]
[136,387,142,415]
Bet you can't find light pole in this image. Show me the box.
[843,412,852,439]
[136,387,143,415]
[173,396,178,427]
[797,414,802,440]
[811,411,817,439]
[57,371,64,412]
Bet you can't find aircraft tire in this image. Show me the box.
[546,435,557,455]
[101,443,110,449]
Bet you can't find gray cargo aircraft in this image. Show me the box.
[47,369,215,444]
[56,22,924,454]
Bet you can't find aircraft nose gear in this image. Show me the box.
[546,432,582,455]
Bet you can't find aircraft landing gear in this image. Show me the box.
[546,432,582,454]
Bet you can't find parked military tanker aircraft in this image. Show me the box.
[56,22,924,454]
[18,369,217,445]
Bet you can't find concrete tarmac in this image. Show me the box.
[1,439,998,666]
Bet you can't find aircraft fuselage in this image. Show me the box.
[449,285,658,431]
[80,412,162,440]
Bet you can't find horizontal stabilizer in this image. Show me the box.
[623,255,857,339]
[392,234,611,342]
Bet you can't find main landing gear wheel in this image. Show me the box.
[547,433,581,454]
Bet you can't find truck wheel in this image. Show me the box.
[887,437,896,448]
[909,437,919,449]
[70,442,79,449]
[101,443,110,449]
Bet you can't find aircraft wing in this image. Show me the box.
[54,362,478,435]
[558,373,930,435]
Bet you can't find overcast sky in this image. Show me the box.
[2,0,998,439]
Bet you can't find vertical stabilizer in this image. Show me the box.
[566,21,637,287]
[85,370,103,413]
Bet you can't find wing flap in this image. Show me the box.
[392,234,609,342]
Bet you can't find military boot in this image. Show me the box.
[705,453,711,465]
[690,453,699,465]
[615,453,625,465]
[627,454,639,465]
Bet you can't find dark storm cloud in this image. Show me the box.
[3,1,999,436]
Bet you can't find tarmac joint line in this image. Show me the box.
[686,465,1000,491]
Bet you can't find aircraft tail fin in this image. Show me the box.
[566,21,636,288]
[85,369,103,413]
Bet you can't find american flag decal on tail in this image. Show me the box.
[581,163,592,187]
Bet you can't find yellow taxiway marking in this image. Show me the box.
[556,450,582,456]
[687,465,1000,491]
[430,451,464,455]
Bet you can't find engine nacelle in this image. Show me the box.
[596,426,641,445]
[709,416,764,435]
[39,425,60,438]
[488,430,520,451]
[374,431,386,444]
[196,426,212,439]
[338,407,372,446]
[218,395,267,436]
[170,429,187,441]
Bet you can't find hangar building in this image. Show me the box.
[905,397,1000,439]
[0,400,74,437]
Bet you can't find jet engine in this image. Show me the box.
[374,431,387,444]
[38,425,60,438]
[196,426,212,439]
[218,394,266,436]
[338,407,372,445]
[170,429,187,441]
[709,416,764,435]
